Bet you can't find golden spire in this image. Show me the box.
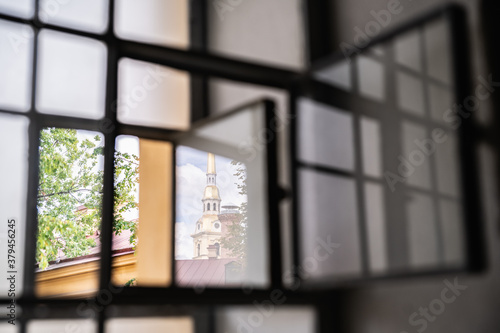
[207,153,216,174]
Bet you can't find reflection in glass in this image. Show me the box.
[299,169,361,280]
[298,98,354,171]
[357,55,385,101]
[396,71,424,115]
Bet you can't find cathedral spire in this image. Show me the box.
[206,153,216,186]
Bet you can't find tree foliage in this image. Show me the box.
[37,128,138,270]
[220,160,247,263]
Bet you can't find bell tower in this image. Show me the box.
[191,153,223,259]
[202,153,221,214]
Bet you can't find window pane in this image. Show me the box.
[406,191,440,268]
[106,317,193,333]
[314,59,352,91]
[396,71,424,115]
[39,0,109,34]
[394,29,421,72]
[208,0,305,70]
[360,116,382,177]
[298,169,361,280]
[110,137,173,287]
[36,29,107,119]
[298,98,354,171]
[0,114,29,298]
[114,0,188,49]
[401,121,432,189]
[357,55,385,102]
[27,319,97,333]
[0,20,33,112]
[216,306,316,333]
[0,0,34,19]
[429,83,452,123]
[425,19,452,85]
[175,147,248,287]
[175,103,270,288]
[117,58,190,130]
[36,128,104,298]
[111,135,139,287]
[440,199,465,267]
[365,182,387,273]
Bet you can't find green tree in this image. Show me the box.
[37,128,138,270]
[220,160,247,262]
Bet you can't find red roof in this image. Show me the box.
[175,259,240,287]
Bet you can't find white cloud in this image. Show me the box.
[175,221,192,259]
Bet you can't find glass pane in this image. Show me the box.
[0,322,18,333]
[314,59,352,91]
[357,55,385,102]
[175,102,270,288]
[106,317,193,333]
[111,135,139,287]
[297,98,354,171]
[0,20,33,112]
[434,131,460,197]
[117,58,190,130]
[27,319,97,333]
[394,29,421,72]
[112,138,172,287]
[36,29,107,119]
[298,169,361,280]
[440,199,465,266]
[396,71,424,115]
[175,147,248,287]
[36,128,104,298]
[406,191,440,268]
[401,121,432,190]
[114,0,188,49]
[39,0,109,34]
[208,0,305,69]
[216,306,316,333]
[365,182,387,273]
[0,114,29,298]
[429,83,452,123]
[0,0,34,18]
[360,116,382,177]
[425,19,452,85]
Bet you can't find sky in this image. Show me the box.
[175,145,246,259]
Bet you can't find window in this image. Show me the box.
[0,2,480,332]
[294,6,482,286]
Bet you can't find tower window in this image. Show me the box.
[207,203,210,211]
[213,203,216,211]
[215,243,220,256]
[197,243,200,257]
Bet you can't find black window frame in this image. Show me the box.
[0,2,483,333]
